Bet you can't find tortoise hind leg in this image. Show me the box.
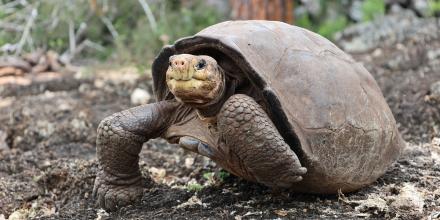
[217,94,306,188]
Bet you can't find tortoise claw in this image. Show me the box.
[93,171,144,211]
[179,136,214,158]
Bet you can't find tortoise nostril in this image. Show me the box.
[172,60,186,67]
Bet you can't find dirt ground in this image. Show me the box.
[1,12,440,219]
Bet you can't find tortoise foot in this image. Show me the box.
[93,171,144,211]
[218,94,307,188]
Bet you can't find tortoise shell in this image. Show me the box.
[152,20,403,193]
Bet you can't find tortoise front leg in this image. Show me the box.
[217,94,307,188]
[93,100,182,211]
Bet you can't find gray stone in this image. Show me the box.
[0,130,8,150]
[429,81,440,101]
[335,10,439,53]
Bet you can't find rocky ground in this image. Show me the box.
[1,11,440,220]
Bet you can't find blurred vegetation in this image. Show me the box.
[0,0,225,66]
[295,0,386,39]
[1,0,439,66]
[429,0,440,15]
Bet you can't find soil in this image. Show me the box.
[1,12,440,219]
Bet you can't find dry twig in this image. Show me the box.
[138,0,157,32]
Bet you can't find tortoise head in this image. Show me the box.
[166,54,225,106]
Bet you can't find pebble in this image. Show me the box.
[354,196,388,213]
[0,130,8,151]
[130,88,151,105]
[390,183,424,213]
[185,157,195,169]
[429,81,440,101]
[176,195,204,209]
[7,209,29,220]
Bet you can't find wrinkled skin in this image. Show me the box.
[93,54,306,211]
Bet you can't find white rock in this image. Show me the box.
[390,183,424,213]
[429,81,440,101]
[0,130,8,151]
[95,208,109,220]
[148,167,166,183]
[130,88,151,105]
[177,195,204,209]
[36,120,55,138]
[185,157,195,169]
[8,209,28,220]
[354,196,388,213]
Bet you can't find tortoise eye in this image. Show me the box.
[195,59,206,70]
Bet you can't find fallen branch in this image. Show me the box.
[100,16,119,39]
[0,21,24,32]
[60,39,105,64]
[138,0,157,32]
[68,19,76,56]
[15,5,38,55]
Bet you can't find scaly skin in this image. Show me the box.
[216,94,307,188]
[93,100,186,211]
[95,54,306,210]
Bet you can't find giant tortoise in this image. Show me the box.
[93,20,403,211]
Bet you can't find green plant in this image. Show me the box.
[428,0,440,15]
[113,0,225,66]
[317,16,348,39]
[186,183,204,192]
[202,172,214,180]
[361,0,385,21]
[294,1,350,40]
[217,170,230,181]
[0,0,225,66]
[295,12,313,31]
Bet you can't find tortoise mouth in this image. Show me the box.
[166,78,221,104]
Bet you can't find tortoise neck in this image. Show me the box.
[195,77,236,118]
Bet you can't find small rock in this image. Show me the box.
[430,211,440,219]
[95,209,109,220]
[58,102,72,112]
[0,97,14,108]
[390,183,424,213]
[78,83,92,93]
[354,196,388,213]
[176,195,204,209]
[94,79,105,88]
[130,88,151,105]
[185,157,195,169]
[429,81,440,101]
[243,211,263,217]
[427,49,440,60]
[372,48,383,57]
[70,118,88,130]
[148,167,166,183]
[0,130,8,151]
[36,120,55,138]
[433,137,440,147]
[413,0,430,17]
[7,209,29,220]
[274,209,288,217]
